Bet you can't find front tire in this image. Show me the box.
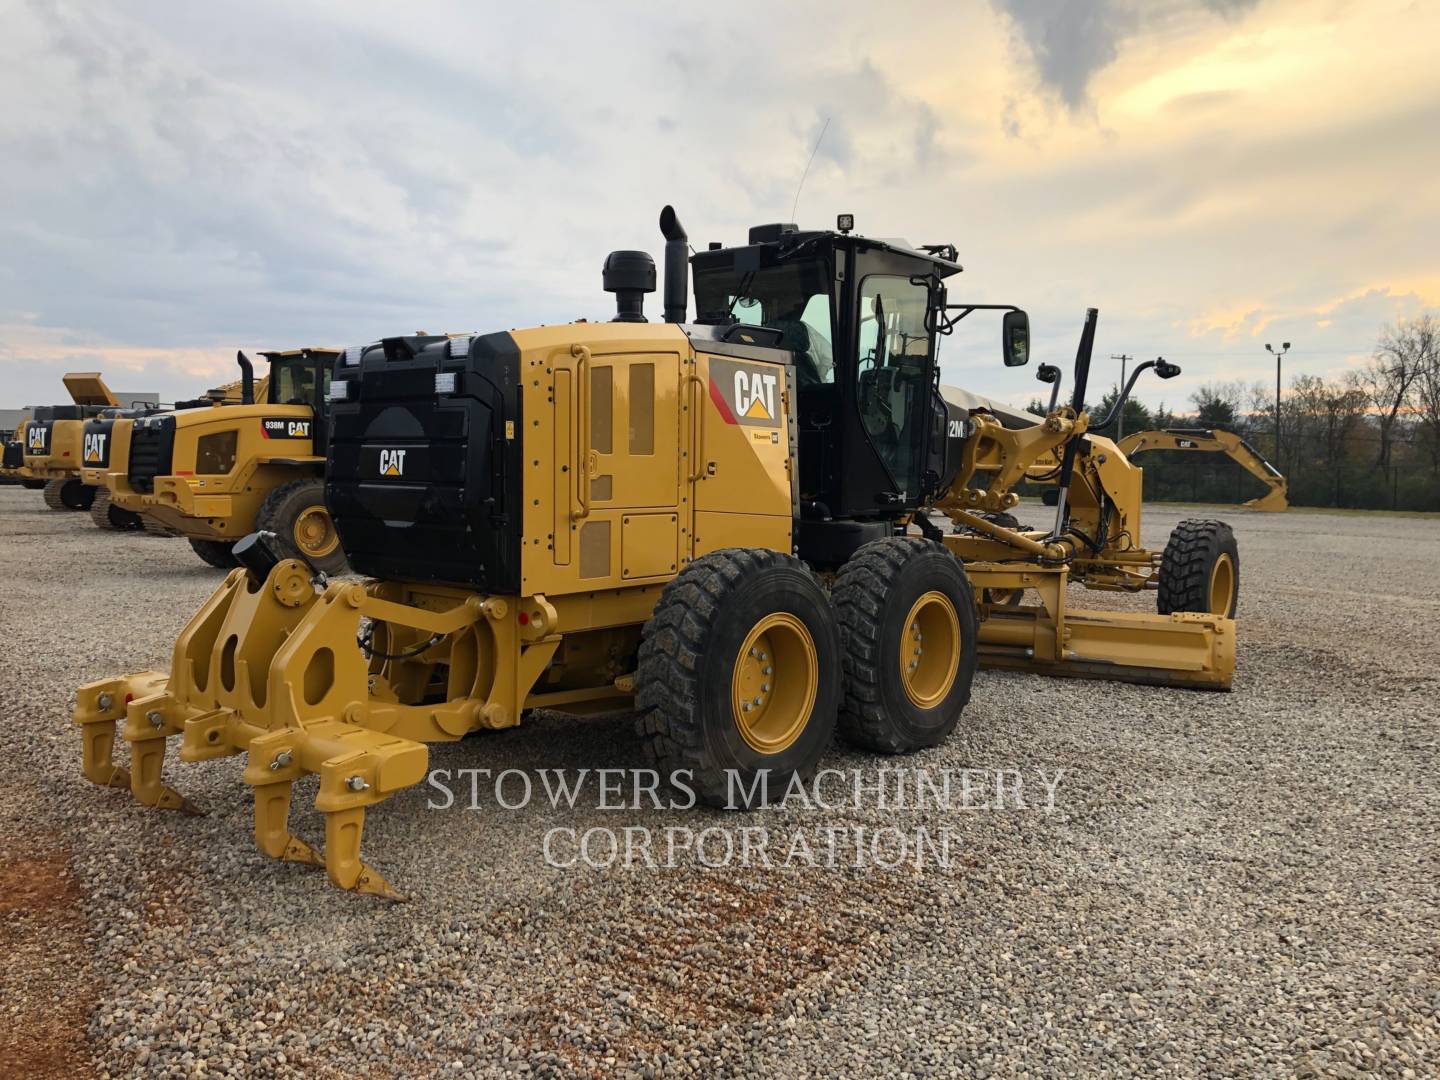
[635,548,840,808]
[257,478,347,574]
[1157,519,1239,617]
[834,537,978,753]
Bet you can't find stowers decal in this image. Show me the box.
[707,358,782,428]
[260,417,313,440]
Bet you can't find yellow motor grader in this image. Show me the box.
[100,349,346,569]
[75,208,1238,897]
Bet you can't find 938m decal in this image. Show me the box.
[261,417,313,440]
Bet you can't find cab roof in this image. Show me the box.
[695,223,964,279]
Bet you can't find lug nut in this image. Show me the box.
[761,683,770,692]
[763,666,773,675]
[346,775,370,792]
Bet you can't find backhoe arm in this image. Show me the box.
[1117,429,1288,511]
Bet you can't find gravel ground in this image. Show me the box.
[1,486,1436,1078]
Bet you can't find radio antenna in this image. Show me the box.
[789,116,831,223]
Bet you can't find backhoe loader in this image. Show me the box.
[75,208,1239,897]
[1117,428,1288,511]
[19,373,130,511]
[101,349,346,569]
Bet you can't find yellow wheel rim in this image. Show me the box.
[294,505,339,558]
[731,612,818,755]
[1209,553,1235,617]
[899,591,962,710]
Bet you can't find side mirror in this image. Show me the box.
[1035,363,1060,385]
[1155,357,1181,380]
[1003,310,1030,367]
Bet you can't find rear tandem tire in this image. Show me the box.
[1157,518,1239,618]
[834,537,979,754]
[256,477,347,574]
[635,548,841,808]
[188,538,239,569]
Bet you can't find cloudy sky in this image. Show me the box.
[3,0,1437,412]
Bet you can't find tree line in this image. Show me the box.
[1026,312,1440,512]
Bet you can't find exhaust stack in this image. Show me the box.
[659,205,688,323]
[236,351,255,405]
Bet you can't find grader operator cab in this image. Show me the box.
[75,207,1239,897]
[101,348,346,570]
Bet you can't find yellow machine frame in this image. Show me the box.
[928,407,1234,687]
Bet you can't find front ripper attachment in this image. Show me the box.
[74,555,488,899]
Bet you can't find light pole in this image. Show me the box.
[1265,342,1290,462]
[1110,354,1132,439]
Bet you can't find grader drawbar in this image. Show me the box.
[76,207,1238,896]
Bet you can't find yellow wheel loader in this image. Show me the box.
[81,378,254,532]
[1116,427,1289,511]
[75,208,1238,897]
[102,349,346,570]
[19,373,124,511]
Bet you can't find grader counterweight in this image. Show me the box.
[75,207,1241,896]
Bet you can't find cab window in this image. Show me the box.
[694,257,836,388]
[271,359,323,407]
